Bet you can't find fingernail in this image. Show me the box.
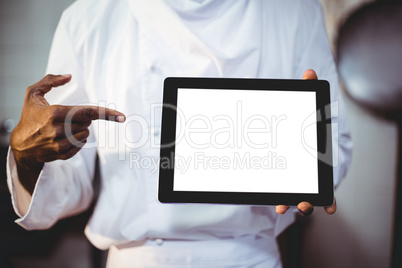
[62,74,71,77]
[116,115,125,123]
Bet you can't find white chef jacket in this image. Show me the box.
[7,0,353,267]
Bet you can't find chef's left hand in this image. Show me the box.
[275,69,337,216]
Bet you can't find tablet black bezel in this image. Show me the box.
[158,77,334,206]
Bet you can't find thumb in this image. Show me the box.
[302,69,318,80]
[27,74,72,101]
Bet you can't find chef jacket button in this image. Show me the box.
[149,65,156,72]
[155,238,164,245]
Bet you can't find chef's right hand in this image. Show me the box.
[10,74,126,194]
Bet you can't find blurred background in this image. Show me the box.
[0,0,398,267]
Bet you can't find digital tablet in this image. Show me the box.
[158,77,334,206]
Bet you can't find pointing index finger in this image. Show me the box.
[60,105,126,123]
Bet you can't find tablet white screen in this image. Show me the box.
[173,88,318,194]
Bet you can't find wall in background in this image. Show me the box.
[319,0,375,52]
[0,0,74,124]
